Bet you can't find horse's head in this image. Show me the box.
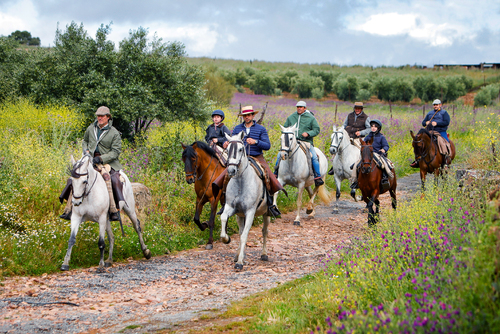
[410,129,430,160]
[279,124,299,160]
[225,132,247,177]
[181,143,198,184]
[329,125,345,155]
[360,141,374,174]
[70,154,92,206]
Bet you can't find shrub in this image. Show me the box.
[390,77,415,102]
[310,70,335,93]
[274,88,282,96]
[203,67,234,108]
[293,75,324,99]
[248,71,277,95]
[334,75,358,101]
[276,70,298,92]
[311,87,324,99]
[356,88,371,101]
[444,76,467,102]
[474,84,500,106]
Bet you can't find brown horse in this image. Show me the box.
[358,141,397,226]
[181,141,225,250]
[410,128,456,187]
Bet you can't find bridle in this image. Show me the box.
[185,151,214,181]
[330,130,344,154]
[227,140,249,174]
[412,131,437,166]
[71,156,98,200]
[360,145,375,174]
[280,131,300,159]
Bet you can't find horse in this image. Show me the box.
[273,124,330,226]
[61,154,151,271]
[410,128,456,187]
[358,141,397,226]
[181,141,225,250]
[219,132,271,270]
[329,125,361,213]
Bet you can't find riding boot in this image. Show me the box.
[212,169,228,198]
[328,167,334,175]
[314,177,324,187]
[217,192,226,215]
[105,177,121,222]
[445,154,451,165]
[273,165,279,178]
[59,192,73,220]
[266,191,281,218]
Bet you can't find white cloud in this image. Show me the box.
[0,0,38,36]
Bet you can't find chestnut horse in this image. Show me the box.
[181,141,225,249]
[410,128,456,187]
[358,141,397,226]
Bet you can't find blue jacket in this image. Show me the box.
[232,121,271,156]
[364,132,389,155]
[422,108,450,133]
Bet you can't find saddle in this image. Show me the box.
[248,157,271,193]
[429,131,451,156]
[297,141,314,177]
[210,143,228,167]
[372,153,395,179]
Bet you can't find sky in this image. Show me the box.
[1,0,499,66]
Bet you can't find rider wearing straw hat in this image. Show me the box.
[212,106,285,217]
[59,106,122,222]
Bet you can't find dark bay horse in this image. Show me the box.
[358,141,397,226]
[410,128,456,187]
[181,141,225,250]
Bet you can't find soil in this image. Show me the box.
[0,173,423,334]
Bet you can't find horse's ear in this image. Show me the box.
[70,155,76,165]
[332,125,336,132]
[280,124,286,132]
[225,132,232,141]
[181,143,187,150]
[410,130,415,139]
[366,137,374,145]
[238,131,245,141]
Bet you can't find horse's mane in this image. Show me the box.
[416,128,432,138]
[183,141,217,159]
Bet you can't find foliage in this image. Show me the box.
[8,30,40,46]
[203,66,235,108]
[276,70,299,92]
[334,75,358,101]
[248,71,277,95]
[474,84,500,107]
[356,88,372,101]
[293,75,324,99]
[310,70,335,93]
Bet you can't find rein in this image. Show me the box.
[330,130,345,154]
[71,157,99,200]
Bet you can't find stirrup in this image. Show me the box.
[314,177,324,186]
[350,163,355,170]
[59,211,72,221]
[109,211,121,222]
[217,205,224,215]
[268,205,281,218]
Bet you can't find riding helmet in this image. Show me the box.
[211,109,225,120]
[370,119,383,130]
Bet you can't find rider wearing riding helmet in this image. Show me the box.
[350,119,391,197]
[59,106,122,222]
[410,99,451,167]
[205,109,231,149]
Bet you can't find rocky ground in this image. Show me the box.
[0,173,422,334]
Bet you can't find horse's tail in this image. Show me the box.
[317,184,332,204]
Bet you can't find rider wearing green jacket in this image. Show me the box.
[274,101,324,186]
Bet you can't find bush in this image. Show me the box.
[310,70,335,93]
[413,76,447,102]
[390,77,415,102]
[248,71,277,95]
[474,84,500,106]
[203,67,234,108]
[274,88,282,96]
[293,75,324,99]
[311,87,324,99]
[276,70,298,92]
[444,76,467,102]
[334,75,358,101]
[356,88,371,101]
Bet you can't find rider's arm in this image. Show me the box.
[255,126,271,151]
[422,114,430,127]
[381,136,390,153]
[342,117,349,128]
[217,125,231,144]
[359,117,371,137]
[306,117,320,138]
[436,111,450,127]
[100,132,122,165]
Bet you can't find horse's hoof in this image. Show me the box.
[332,208,339,214]
[235,263,243,270]
[222,236,231,244]
[96,267,106,273]
[306,208,313,214]
[261,255,269,261]
[205,244,213,250]
[201,222,209,230]
[144,249,152,259]
[60,264,69,271]
[104,261,113,268]
[293,221,300,226]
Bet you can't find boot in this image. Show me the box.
[105,178,121,222]
[266,191,281,218]
[350,163,355,170]
[410,160,419,168]
[273,166,279,178]
[314,177,324,187]
[350,180,358,190]
[217,193,226,215]
[328,167,334,175]
[59,193,73,220]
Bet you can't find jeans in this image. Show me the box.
[440,131,450,142]
[275,145,321,178]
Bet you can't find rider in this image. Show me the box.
[213,106,284,217]
[274,100,324,187]
[329,101,371,175]
[205,109,230,150]
[350,119,392,197]
[410,99,451,167]
[59,106,122,221]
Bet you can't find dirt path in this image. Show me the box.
[0,173,422,334]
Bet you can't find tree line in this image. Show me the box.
[0,22,210,140]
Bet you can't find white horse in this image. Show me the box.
[329,125,361,213]
[273,124,330,226]
[219,132,271,270]
[61,154,151,271]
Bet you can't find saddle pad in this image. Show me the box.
[297,141,314,177]
[373,153,394,179]
[211,144,227,167]
[429,131,451,155]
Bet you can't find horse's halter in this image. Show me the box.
[360,145,374,174]
[412,132,436,165]
[226,140,248,174]
[280,131,299,159]
[184,153,199,180]
[71,155,98,200]
[330,130,344,154]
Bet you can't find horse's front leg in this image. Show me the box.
[122,203,151,259]
[220,204,236,244]
[193,196,208,231]
[305,185,317,217]
[105,219,115,267]
[235,212,255,270]
[261,215,270,261]
[367,197,376,227]
[332,175,341,214]
[294,183,305,226]
[97,215,108,271]
[420,169,427,190]
[61,215,82,271]
[390,187,397,210]
[233,216,245,262]
[205,199,218,250]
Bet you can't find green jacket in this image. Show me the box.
[82,119,123,171]
[283,110,320,145]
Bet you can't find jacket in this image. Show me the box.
[205,123,231,147]
[231,121,271,156]
[364,131,389,155]
[422,108,450,133]
[283,110,320,145]
[343,111,371,138]
[82,119,123,171]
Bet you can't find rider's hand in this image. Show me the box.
[426,121,430,125]
[212,138,218,143]
[246,138,257,145]
[431,121,437,126]
[302,132,309,138]
[380,149,386,153]
[93,156,103,165]
[223,141,229,149]
[355,131,361,137]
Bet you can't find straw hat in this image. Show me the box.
[353,102,364,109]
[238,105,259,116]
